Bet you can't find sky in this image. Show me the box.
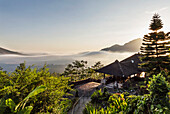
[0,0,170,54]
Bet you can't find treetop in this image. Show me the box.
[149,13,163,31]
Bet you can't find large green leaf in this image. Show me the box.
[15,85,46,111]
[23,85,46,101]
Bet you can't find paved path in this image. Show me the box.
[68,97,91,114]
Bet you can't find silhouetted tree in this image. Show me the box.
[140,14,170,76]
[91,61,104,70]
[63,60,88,80]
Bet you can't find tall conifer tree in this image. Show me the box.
[140,14,170,76]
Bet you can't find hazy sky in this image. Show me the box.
[0,0,170,54]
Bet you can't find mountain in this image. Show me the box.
[101,38,142,52]
[0,47,23,55]
[78,51,109,57]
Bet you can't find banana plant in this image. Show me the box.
[5,85,46,114]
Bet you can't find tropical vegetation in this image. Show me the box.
[83,72,170,114]
[0,63,73,113]
[63,60,104,81]
[0,13,169,114]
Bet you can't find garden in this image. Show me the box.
[83,72,170,114]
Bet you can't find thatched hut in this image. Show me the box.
[96,54,145,88]
[97,54,143,77]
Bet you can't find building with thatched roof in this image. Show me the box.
[96,54,144,78]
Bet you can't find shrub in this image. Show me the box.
[0,63,73,113]
[5,85,46,114]
[91,89,103,104]
[83,72,170,114]
[147,72,170,113]
[91,89,111,105]
[108,93,128,113]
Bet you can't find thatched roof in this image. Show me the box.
[96,54,144,77]
[96,60,124,76]
[120,54,144,76]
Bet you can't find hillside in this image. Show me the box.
[101,38,142,52]
[0,47,23,55]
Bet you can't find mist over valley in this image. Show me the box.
[0,51,135,73]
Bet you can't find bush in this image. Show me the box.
[108,93,128,113]
[91,88,111,105]
[83,72,170,114]
[147,72,170,113]
[0,63,73,113]
[4,85,46,114]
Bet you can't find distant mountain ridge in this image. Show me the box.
[101,38,142,52]
[0,47,23,55]
[0,38,142,55]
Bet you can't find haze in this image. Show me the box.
[0,0,170,54]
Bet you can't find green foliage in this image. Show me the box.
[122,91,129,97]
[6,98,16,112]
[91,61,104,70]
[108,93,128,113]
[4,85,46,114]
[147,73,170,113]
[15,85,46,112]
[84,93,128,114]
[131,72,170,114]
[91,89,102,104]
[22,85,46,101]
[84,72,170,114]
[0,97,7,114]
[63,60,104,81]
[148,73,169,103]
[126,95,142,113]
[133,95,151,114]
[83,103,96,114]
[0,63,73,113]
[17,106,33,114]
[83,103,114,114]
[91,88,111,105]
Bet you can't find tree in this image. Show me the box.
[91,61,104,70]
[63,60,88,81]
[0,63,73,113]
[140,14,170,76]
[63,60,104,80]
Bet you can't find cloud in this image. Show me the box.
[145,7,168,14]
